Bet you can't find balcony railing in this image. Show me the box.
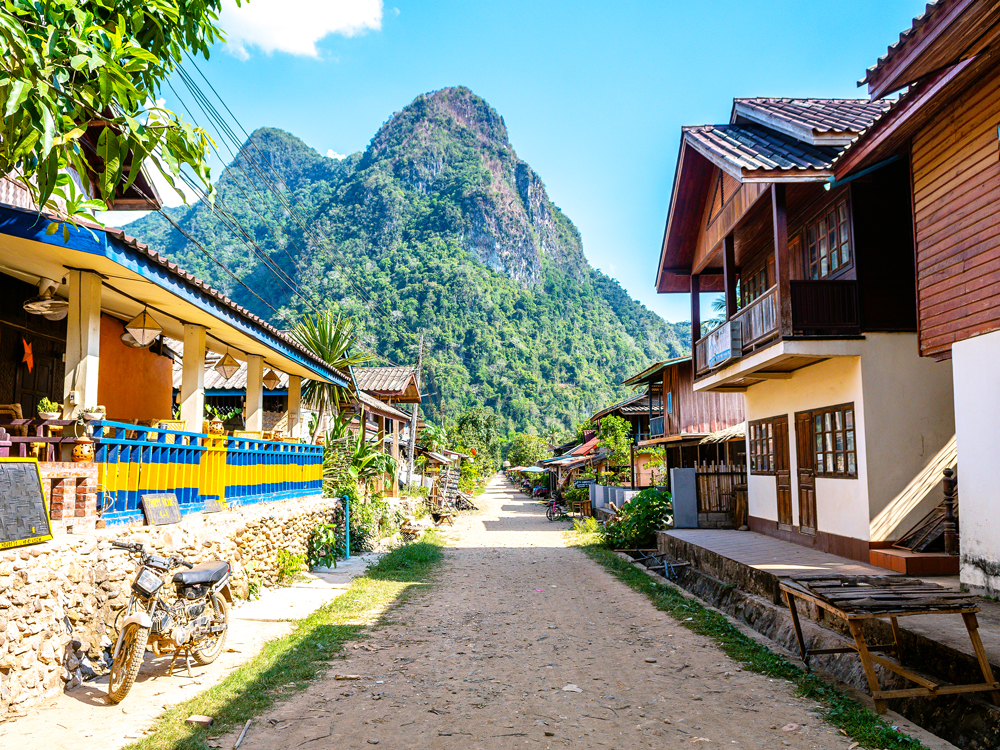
[694,280,860,376]
[649,416,665,437]
[90,420,323,524]
[790,280,859,333]
[733,285,779,349]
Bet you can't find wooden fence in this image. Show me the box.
[695,462,746,514]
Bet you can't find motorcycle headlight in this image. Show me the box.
[132,567,165,598]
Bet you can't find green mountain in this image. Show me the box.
[128,86,688,434]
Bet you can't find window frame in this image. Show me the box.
[748,416,780,475]
[803,196,854,281]
[801,402,858,479]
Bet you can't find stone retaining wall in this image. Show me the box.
[0,495,342,718]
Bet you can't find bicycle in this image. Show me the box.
[545,497,570,522]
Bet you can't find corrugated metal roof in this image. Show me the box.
[683,124,841,176]
[620,356,692,388]
[354,390,412,422]
[169,338,291,391]
[571,437,599,456]
[733,98,892,138]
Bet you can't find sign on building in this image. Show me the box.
[141,493,182,526]
[0,459,52,549]
[574,479,595,489]
[704,321,743,369]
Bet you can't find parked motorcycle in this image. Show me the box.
[107,540,232,703]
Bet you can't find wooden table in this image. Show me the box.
[779,574,1000,713]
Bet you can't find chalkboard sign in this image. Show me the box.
[202,496,224,514]
[0,459,51,549]
[141,493,182,526]
[574,479,596,489]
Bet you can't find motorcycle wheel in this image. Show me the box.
[192,596,229,666]
[107,623,149,704]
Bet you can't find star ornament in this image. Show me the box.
[21,338,33,373]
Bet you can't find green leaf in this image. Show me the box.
[40,105,54,157]
[4,79,30,117]
[45,221,59,235]
[62,224,70,243]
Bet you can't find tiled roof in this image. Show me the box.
[169,338,292,391]
[352,366,418,394]
[861,1,944,86]
[98,224,349,385]
[684,124,841,176]
[733,98,892,138]
[591,392,649,421]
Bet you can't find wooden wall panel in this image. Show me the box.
[670,361,745,436]
[912,63,1000,358]
[693,178,768,273]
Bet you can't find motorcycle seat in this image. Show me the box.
[173,561,230,586]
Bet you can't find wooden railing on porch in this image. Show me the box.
[695,286,779,375]
[789,280,860,333]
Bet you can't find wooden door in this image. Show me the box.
[773,415,792,528]
[795,412,817,535]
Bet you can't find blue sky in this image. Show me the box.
[148,0,927,324]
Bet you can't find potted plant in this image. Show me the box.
[37,398,61,420]
[79,405,105,421]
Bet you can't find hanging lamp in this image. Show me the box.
[215,350,240,380]
[124,308,162,347]
[263,369,281,390]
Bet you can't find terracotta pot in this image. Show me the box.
[72,438,94,463]
[209,418,225,435]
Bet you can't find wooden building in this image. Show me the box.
[832,0,1000,587]
[655,98,955,567]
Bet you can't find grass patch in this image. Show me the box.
[568,532,927,750]
[127,531,445,750]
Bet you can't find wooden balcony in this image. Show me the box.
[649,416,665,438]
[695,281,860,377]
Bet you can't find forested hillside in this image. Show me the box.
[129,87,688,434]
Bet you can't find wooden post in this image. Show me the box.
[943,467,958,555]
[848,619,888,714]
[690,274,701,346]
[723,233,738,319]
[771,183,793,335]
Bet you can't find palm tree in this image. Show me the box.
[290,309,371,441]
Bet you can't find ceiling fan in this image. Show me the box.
[22,278,69,321]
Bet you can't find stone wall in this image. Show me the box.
[0,495,342,718]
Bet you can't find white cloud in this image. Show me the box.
[221,0,383,59]
[326,149,347,160]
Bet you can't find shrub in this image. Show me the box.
[275,549,307,583]
[601,487,672,549]
[307,523,341,569]
[561,486,589,505]
[572,516,600,534]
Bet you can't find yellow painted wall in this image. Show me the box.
[97,315,173,422]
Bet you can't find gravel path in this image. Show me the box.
[231,476,854,750]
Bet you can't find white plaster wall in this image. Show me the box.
[743,333,954,544]
[860,333,954,542]
[953,329,1000,593]
[744,355,868,539]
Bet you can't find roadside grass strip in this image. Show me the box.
[569,532,927,750]
[127,532,445,750]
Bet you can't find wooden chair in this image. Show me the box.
[156,420,186,444]
[0,403,26,437]
[232,430,263,439]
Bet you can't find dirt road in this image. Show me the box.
[231,477,853,750]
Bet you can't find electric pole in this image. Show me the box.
[406,333,423,486]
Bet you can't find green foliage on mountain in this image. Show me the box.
[128,86,688,434]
